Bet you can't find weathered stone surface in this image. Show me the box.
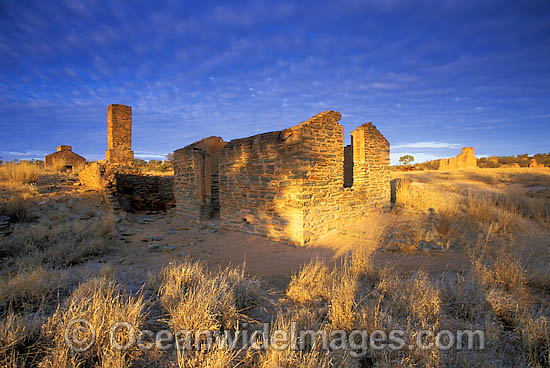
[78,162,115,190]
[105,104,134,165]
[44,145,86,171]
[528,158,545,168]
[439,147,477,170]
[114,173,174,212]
[173,111,391,246]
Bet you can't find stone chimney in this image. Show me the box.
[105,104,134,165]
[57,145,72,152]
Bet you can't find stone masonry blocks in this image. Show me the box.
[172,111,391,246]
[105,104,134,165]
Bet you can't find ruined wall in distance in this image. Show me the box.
[439,147,477,170]
[44,145,86,171]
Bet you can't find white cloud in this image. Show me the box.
[134,151,169,160]
[392,141,462,149]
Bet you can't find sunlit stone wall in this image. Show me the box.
[44,145,86,171]
[172,111,390,246]
[438,147,477,170]
[105,104,134,165]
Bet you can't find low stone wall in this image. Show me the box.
[79,162,174,212]
[78,162,116,190]
[114,173,174,212]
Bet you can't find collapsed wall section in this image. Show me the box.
[439,147,477,170]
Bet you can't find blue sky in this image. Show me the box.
[0,0,549,164]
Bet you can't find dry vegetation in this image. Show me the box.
[1,164,549,367]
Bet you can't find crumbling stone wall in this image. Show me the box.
[79,104,174,213]
[439,147,477,170]
[79,162,174,212]
[78,162,116,190]
[528,159,545,168]
[114,173,174,212]
[44,145,86,171]
[173,111,390,245]
[301,119,390,244]
[105,104,134,165]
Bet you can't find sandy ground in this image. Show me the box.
[88,210,471,292]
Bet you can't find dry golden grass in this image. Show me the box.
[3,213,114,271]
[41,277,146,368]
[0,267,67,316]
[1,191,35,222]
[0,311,41,366]
[0,167,549,367]
[256,315,335,368]
[0,162,43,185]
[286,259,333,304]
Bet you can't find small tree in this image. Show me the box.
[399,155,414,165]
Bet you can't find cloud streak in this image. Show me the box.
[392,142,463,149]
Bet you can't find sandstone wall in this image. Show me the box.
[172,111,391,246]
[79,162,174,212]
[439,147,477,170]
[218,126,308,244]
[44,145,86,171]
[301,119,390,244]
[185,136,226,216]
[173,148,212,222]
[106,104,134,165]
[78,162,116,190]
[529,159,545,168]
[114,174,174,212]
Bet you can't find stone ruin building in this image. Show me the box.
[79,104,173,212]
[438,147,477,170]
[173,111,390,246]
[44,145,86,172]
[528,158,545,168]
